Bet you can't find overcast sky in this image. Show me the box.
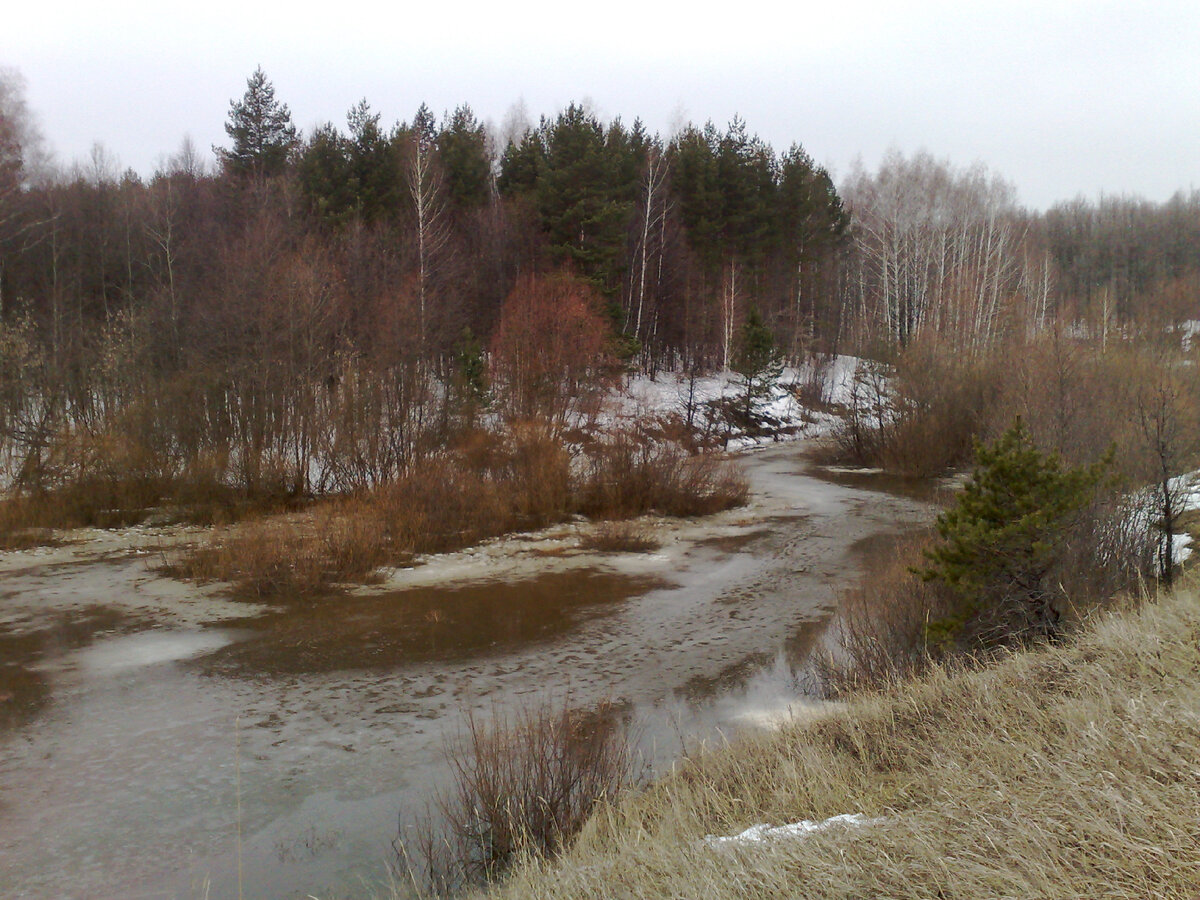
[5,0,1198,210]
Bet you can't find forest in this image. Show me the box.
[1,66,1199,527]
[5,63,1200,900]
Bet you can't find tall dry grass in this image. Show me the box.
[462,584,1200,900]
[167,426,747,599]
[576,431,749,519]
[398,696,638,895]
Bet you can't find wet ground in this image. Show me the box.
[0,443,935,898]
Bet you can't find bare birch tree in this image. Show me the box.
[844,151,1042,353]
[404,106,449,348]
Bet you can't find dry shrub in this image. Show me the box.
[499,423,573,524]
[490,271,617,425]
[166,424,742,599]
[579,520,661,553]
[815,531,957,696]
[169,426,575,598]
[1054,495,1155,619]
[881,340,1005,476]
[171,515,324,598]
[577,432,748,519]
[379,426,572,555]
[401,696,637,894]
[375,460,513,556]
[0,495,62,548]
[169,505,391,599]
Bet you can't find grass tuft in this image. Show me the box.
[578,521,661,553]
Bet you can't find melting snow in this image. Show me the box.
[703,813,883,847]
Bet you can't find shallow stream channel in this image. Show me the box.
[0,442,937,898]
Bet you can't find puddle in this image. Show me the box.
[0,441,937,898]
[204,570,670,675]
[811,463,952,504]
[75,629,240,674]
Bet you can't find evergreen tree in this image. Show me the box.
[497,127,543,197]
[670,123,722,269]
[216,67,298,180]
[731,307,783,419]
[346,98,399,223]
[920,420,1108,647]
[297,122,354,225]
[535,105,635,293]
[453,326,490,414]
[439,105,492,210]
[716,117,776,261]
[777,145,849,352]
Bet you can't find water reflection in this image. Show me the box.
[0,605,136,732]
[0,446,939,898]
[201,571,670,676]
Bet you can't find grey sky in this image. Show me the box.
[6,0,1198,210]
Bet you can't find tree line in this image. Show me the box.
[0,66,1197,507]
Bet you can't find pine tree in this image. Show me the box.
[217,67,298,180]
[919,419,1107,647]
[297,122,354,224]
[346,98,398,223]
[439,105,492,210]
[535,105,636,293]
[731,307,783,420]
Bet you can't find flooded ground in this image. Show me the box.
[0,443,935,898]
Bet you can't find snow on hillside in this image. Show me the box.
[608,355,861,449]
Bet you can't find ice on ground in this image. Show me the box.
[703,813,883,847]
[70,630,240,674]
[1173,531,1193,564]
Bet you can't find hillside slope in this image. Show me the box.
[479,586,1200,899]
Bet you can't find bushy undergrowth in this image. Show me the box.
[576,431,749,519]
[167,425,745,598]
[461,586,1200,900]
[826,336,1005,477]
[397,696,638,895]
[818,434,1154,696]
[815,330,1191,688]
[827,331,1200,483]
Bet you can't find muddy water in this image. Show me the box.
[0,444,934,899]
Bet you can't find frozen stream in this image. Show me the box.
[0,443,936,898]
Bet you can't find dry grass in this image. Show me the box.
[398,696,638,895]
[576,432,749,519]
[578,521,661,553]
[460,585,1200,900]
[166,504,390,598]
[167,426,745,599]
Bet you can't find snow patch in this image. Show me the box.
[703,813,883,848]
[611,355,862,448]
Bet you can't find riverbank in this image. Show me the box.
[0,441,935,898]
[470,583,1200,900]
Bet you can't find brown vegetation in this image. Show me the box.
[166,426,744,599]
[467,586,1200,900]
[398,696,638,894]
[578,520,661,553]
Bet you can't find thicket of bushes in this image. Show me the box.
[168,426,747,598]
[819,329,1200,692]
